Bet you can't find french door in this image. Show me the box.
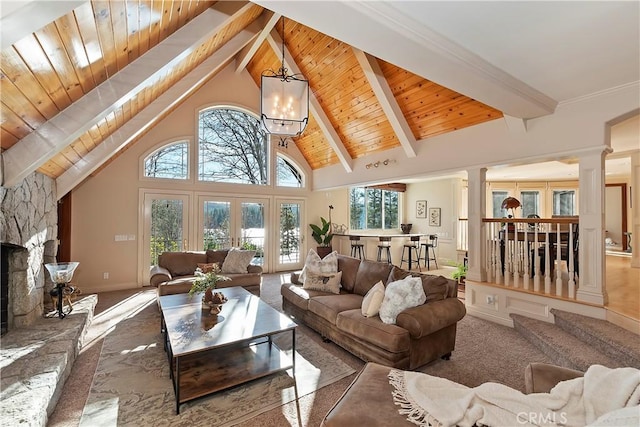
[197,195,268,266]
[275,199,305,271]
[141,191,191,284]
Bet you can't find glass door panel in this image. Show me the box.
[240,201,266,266]
[202,200,232,249]
[276,200,304,271]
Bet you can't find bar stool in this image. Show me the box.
[401,235,421,271]
[350,235,365,259]
[376,236,392,264]
[419,234,438,270]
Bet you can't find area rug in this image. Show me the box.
[79,302,355,427]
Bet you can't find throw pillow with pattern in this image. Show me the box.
[379,276,426,325]
[221,247,255,274]
[299,249,338,284]
[302,271,342,294]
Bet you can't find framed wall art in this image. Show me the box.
[429,207,441,226]
[416,200,427,218]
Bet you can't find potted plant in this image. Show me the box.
[310,216,334,258]
[189,264,231,311]
[451,262,468,285]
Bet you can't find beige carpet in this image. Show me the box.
[78,294,354,426]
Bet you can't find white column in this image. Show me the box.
[467,167,487,282]
[576,149,609,305]
[631,151,640,268]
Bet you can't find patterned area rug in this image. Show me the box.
[79,299,354,426]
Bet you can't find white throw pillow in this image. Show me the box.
[379,276,426,325]
[303,271,342,294]
[361,281,385,317]
[299,249,338,284]
[221,247,255,274]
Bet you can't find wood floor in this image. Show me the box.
[605,254,639,321]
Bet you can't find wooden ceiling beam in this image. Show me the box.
[56,20,261,199]
[2,1,252,188]
[353,48,417,158]
[235,10,280,73]
[265,29,353,173]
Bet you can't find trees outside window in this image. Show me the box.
[144,141,188,179]
[198,108,268,184]
[277,155,303,187]
[350,187,399,230]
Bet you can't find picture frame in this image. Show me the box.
[429,207,441,226]
[416,200,427,218]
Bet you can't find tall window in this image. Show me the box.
[349,187,399,230]
[553,190,576,216]
[492,191,509,217]
[198,108,268,184]
[144,141,188,179]
[276,155,303,187]
[520,191,540,218]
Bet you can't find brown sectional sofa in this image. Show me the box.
[321,362,584,426]
[281,254,466,370]
[150,250,262,296]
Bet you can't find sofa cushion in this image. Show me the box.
[308,294,363,325]
[353,259,394,296]
[336,309,410,353]
[303,271,342,294]
[300,249,338,284]
[379,276,426,325]
[361,281,385,318]
[221,247,255,273]
[206,249,229,265]
[389,267,449,303]
[281,284,331,310]
[337,255,361,293]
[159,252,207,276]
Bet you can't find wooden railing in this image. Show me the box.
[481,217,579,299]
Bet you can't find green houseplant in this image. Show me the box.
[189,264,231,304]
[310,216,334,258]
[451,262,468,284]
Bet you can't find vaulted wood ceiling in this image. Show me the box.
[0,1,502,194]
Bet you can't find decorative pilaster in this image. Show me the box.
[576,149,609,305]
[466,167,487,282]
[631,151,640,269]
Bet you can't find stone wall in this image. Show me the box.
[0,172,57,327]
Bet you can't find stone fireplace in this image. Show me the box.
[0,172,58,331]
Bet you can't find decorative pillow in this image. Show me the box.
[389,267,448,303]
[379,276,426,325]
[221,247,255,274]
[197,263,218,273]
[361,280,385,317]
[302,271,342,294]
[299,249,338,284]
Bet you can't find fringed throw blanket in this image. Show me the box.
[389,365,640,427]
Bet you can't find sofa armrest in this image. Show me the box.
[247,265,263,274]
[150,265,172,287]
[290,271,302,285]
[525,363,583,394]
[396,297,466,339]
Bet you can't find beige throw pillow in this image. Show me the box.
[221,247,255,274]
[361,280,385,317]
[379,276,426,325]
[302,271,342,294]
[300,249,338,284]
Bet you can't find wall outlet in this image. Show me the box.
[486,295,496,304]
[103,272,109,280]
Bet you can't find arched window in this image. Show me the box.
[276,154,303,188]
[143,140,189,179]
[198,107,268,185]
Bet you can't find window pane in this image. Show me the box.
[350,187,365,229]
[366,189,383,228]
[492,191,509,217]
[198,108,268,184]
[202,201,231,249]
[150,199,183,265]
[553,190,575,215]
[144,142,188,179]
[520,191,539,218]
[280,203,301,263]
[384,191,399,228]
[276,156,303,187]
[240,202,265,265]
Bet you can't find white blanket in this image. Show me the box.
[389,364,640,427]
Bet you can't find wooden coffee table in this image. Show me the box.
[158,286,297,414]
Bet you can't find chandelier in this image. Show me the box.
[260,17,309,137]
